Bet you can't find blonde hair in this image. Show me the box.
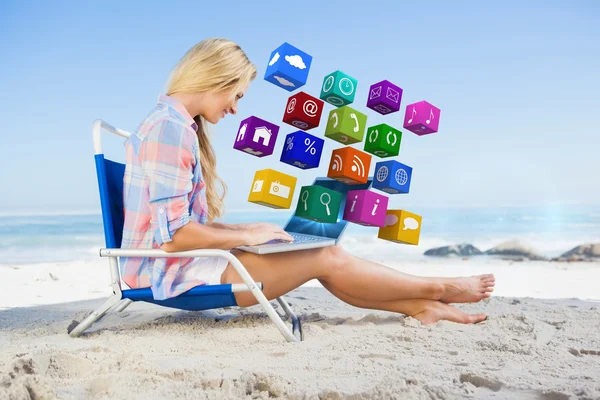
[165,38,257,221]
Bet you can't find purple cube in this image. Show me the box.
[343,189,389,227]
[366,80,403,115]
[403,101,441,135]
[233,116,279,157]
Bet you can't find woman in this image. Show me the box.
[120,38,495,325]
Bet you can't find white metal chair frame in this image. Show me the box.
[68,120,302,342]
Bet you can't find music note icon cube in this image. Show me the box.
[403,100,441,135]
[372,160,412,194]
[366,80,403,115]
[327,146,372,185]
[294,185,342,223]
[364,123,402,158]
[378,210,422,245]
[282,91,324,131]
[343,189,389,227]
[264,42,313,91]
[319,70,358,107]
[324,106,367,145]
[280,130,324,170]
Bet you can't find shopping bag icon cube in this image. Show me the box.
[372,160,412,194]
[342,189,389,227]
[363,123,402,158]
[248,169,297,209]
[319,70,358,107]
[327,146,371,185]
[294,185,342,223]
[282,91,324,131]
[324,106,367,145]
[264,42,313,92]
[403,100,441,136]
[233,116,279,157]
[366,80,403,115]
[378,210,422,245]
[280,131,324,170]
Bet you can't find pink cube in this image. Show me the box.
[403,100,441,135]
[343,189,389,227]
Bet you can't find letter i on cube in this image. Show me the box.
[264,42,313,91]
[343,189,389,227]
[280,131,324,170]
[403,101,441,135]
[378,210,422,245]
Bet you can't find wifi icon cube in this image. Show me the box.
[280,130,324,170]
[327,146,372,185]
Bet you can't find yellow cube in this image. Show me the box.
[248,169,297,209]
[377,210,422,245]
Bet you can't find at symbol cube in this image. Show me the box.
[280,131,324,170]
[233,116,279,157]
[366,80,403,115]
[343,189,389,227]
[364,123,402,158]
[295,185,342,223]
[403,100,441,135]
[327,146,372,185]
[324,106,367,145]
[372,160,412,194]
[282,91,324,131]
[319,70,358,107]
[248,169,297,209]
[378,210,422,245]
[264,42,313,91]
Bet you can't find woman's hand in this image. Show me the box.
[243,223,294,246]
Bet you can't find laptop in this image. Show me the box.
[236,176,374,254]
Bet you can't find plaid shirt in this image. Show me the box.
[120,94,210,300]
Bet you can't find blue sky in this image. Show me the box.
[1,0,599,216]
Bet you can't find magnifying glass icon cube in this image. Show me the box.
[294,185,342,223]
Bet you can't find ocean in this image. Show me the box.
[1,205,599,266]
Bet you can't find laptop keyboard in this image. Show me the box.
[263,232,324,245]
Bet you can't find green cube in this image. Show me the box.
[364,123,402,158]
[324,106,368,145]
[295,185,342,223]
[320,70,358,107]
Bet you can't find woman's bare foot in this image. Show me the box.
[411,301,488,325]
[429,274,496,304]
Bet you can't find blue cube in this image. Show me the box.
[264,42,313,92]
[372,160,413,194]
[280,130,324,170]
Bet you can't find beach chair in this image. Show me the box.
[67,119,303,342]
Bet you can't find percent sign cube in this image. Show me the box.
[280,130,324,170]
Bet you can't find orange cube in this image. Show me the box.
[327,146,371,185]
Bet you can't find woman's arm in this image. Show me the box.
[206,221,240,231]
[160,221,249,252]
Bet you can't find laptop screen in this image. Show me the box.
[284,177,373,239]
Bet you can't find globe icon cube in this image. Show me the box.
[280,131,324,170]
[324,106,367,145]
[282,91,324,131]
[366,80,403,115]
[403,100,441,135]
[327,146,372,185]
[233,116,279,158]
[319,70,358,107]
[264,42,313,92]
[364,123,402,158]
[343,189,389,227]
[295,185,342,223]
[378,210,422,245]
[372,160,412,194]
[248,168,297,209]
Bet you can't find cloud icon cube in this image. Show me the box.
[280,130,324,170]
[363,123,402,158]
[320,70,358,107]
[377,210,422,245]
[403,100,441,135]
[372,160,412,194]
[366,80,403,115]
[264,42,313,92]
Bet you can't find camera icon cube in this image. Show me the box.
[364,123,402,158]
[233,116,279,158]
[372,160,412,194]
[248,168,297,209]
[295,185,342,223]
[403,100,441,135]
[282,91,324,131]
[324,106,367,145]
[343,189,389,227]
[378,210,422,245]
[320,70,358,107]
[327,146,372,185]
[366,80,403,115]
[280,131,324,170]
[264,42,313,92]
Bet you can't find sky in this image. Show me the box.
[1,0,599,216]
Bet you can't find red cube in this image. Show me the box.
[282,91,324,131]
